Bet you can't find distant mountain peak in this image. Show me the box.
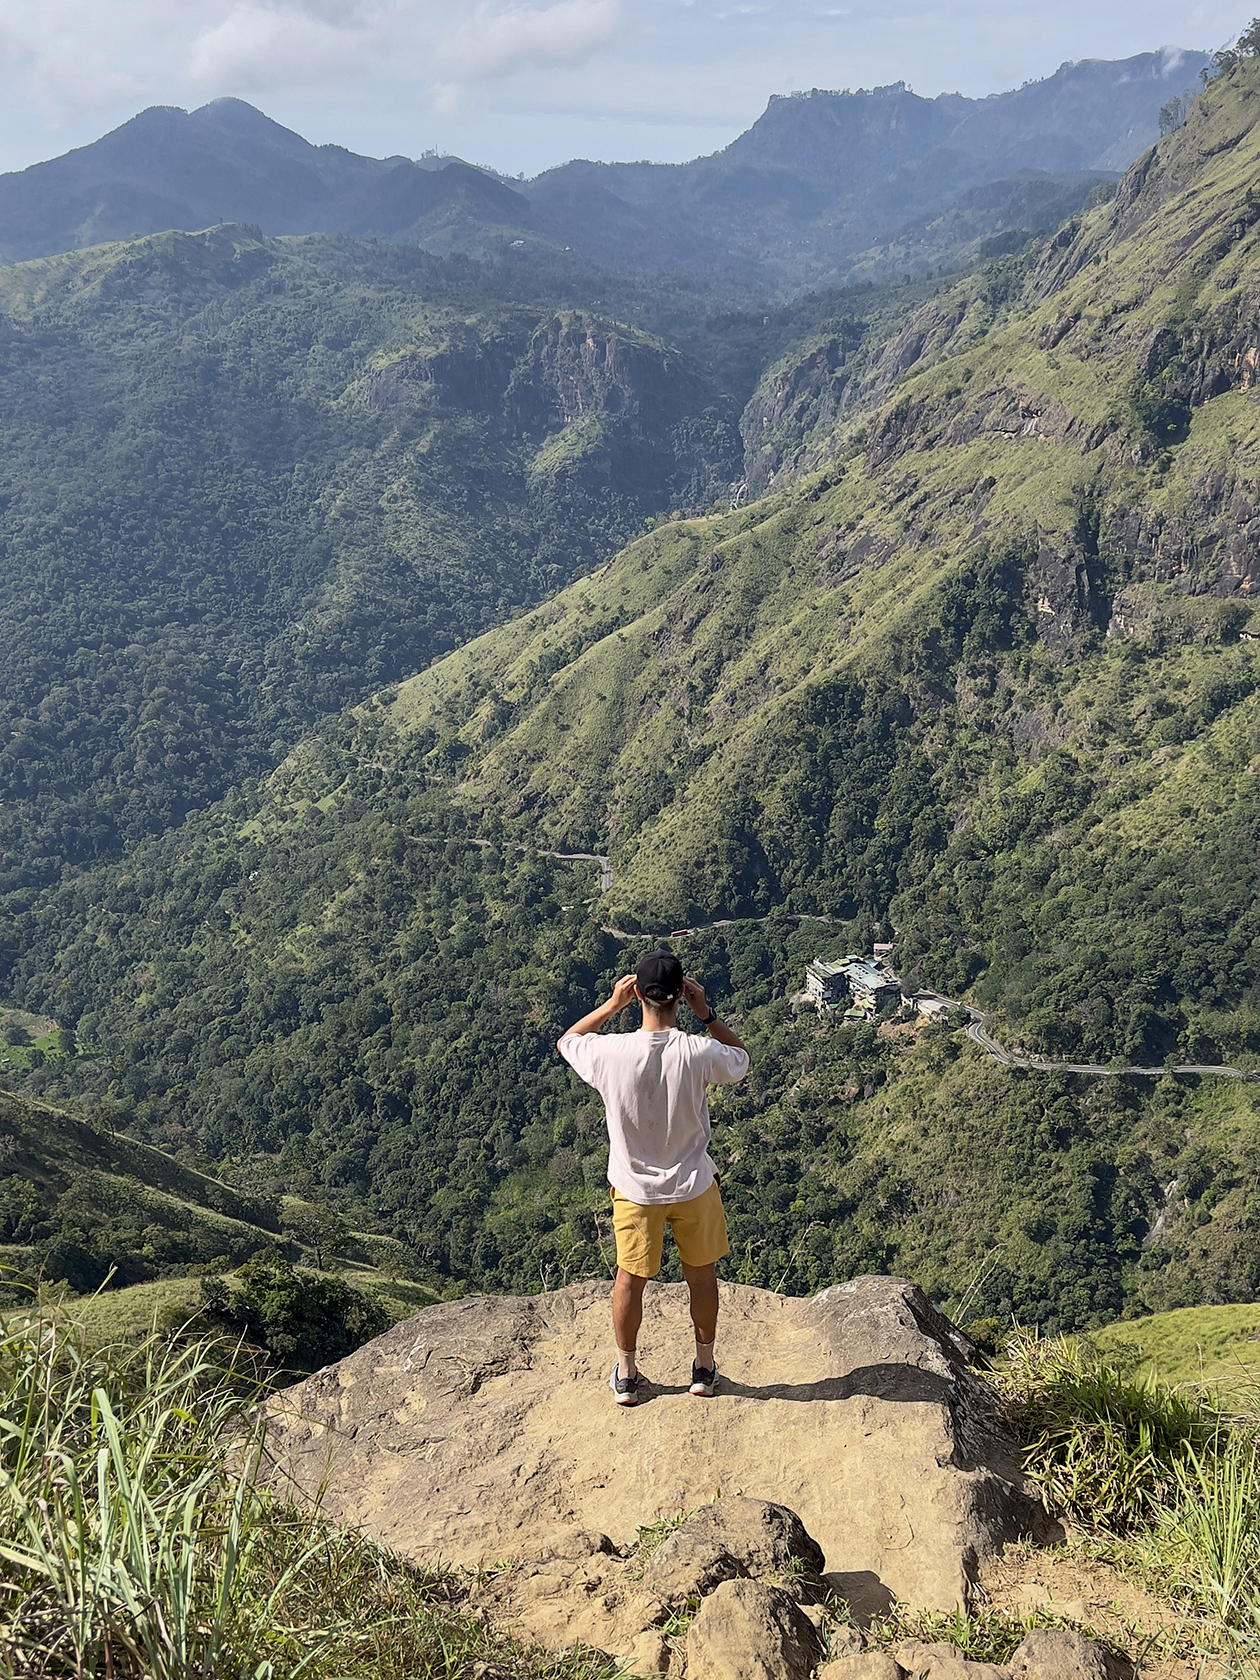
[0,42,1214,289]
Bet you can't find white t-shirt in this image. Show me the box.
[558,1027,750,1205]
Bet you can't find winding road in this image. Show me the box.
[411,833,1259,1084]
[960,1005,1260,1082]
[539,849,614,892]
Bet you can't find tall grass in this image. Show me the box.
[999,1328,1260,1659]
[0,1306,617,1680]
[1138,1431,1260,1643]
[997,1327,1212,1532]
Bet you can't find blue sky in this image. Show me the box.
[0,0,1255,177]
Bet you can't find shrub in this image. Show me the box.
[996,1328,1211,1531]
[201,1247,391,1372]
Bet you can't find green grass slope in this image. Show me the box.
[1095,1301,1260,1392]
[54,1265,441,1347]
[0,1085,282,1288]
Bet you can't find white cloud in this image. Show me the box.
[180,0,624,100]
[437,0,623,81]
[188,3,380,90]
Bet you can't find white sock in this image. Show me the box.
[617,1347,637,1380]
[695,1339,715,1372]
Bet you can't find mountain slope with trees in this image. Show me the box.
[0,1085,282,1289]
[8,53,1260,1325]
[341,48,1260,1068]
[0,226,753,896]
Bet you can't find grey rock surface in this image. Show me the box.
[818,1658,907,1680]
[265,1274,1037,1610]
[1008,1629,1112,1680]
[685,1577,824,1680]
[893,1644,1008,1679]
[644,1496,825,1604]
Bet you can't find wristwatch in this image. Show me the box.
[699,1008,718,1025]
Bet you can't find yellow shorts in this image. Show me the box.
[610,1180,729,1279]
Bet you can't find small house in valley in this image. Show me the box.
[805,958,849,1007]
[805,952,902,1016]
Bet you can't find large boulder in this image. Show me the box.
[1007,1631,1113,1680]
[818,1659,907,1680]
[643,1496,825,1604]
[685,1577,823,1680]
[265,1275,1037,1611]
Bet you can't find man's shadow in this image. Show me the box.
[636,1366,954,1404]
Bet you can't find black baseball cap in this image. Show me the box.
[635,950,684,1002]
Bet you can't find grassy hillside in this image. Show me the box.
[9,60,1260,1321]
[0,1085,283,1290]
[54,1265,440,1347]
[1095,1301,1260,1391]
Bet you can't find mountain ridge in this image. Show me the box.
[0,49,1210,294]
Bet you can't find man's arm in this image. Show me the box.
[556,974,638,1050]
[681,977,748,1054]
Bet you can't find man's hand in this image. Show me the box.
[557,973,639,1045]
[683,975,748,1054]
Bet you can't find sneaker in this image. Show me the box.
[689,1363,719,1398]
[609,1366,641,1406]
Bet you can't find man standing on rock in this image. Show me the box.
[557,951,750,1407]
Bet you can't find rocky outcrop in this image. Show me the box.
[741,336,858,494]
[643,1497,825,1606]
[361,312,700,440]
[1007,1630,1111,1680]
[265,1275,1041,1617]
[686,1577,824,1680]
[508,313,703,437]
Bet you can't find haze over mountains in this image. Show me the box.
[0,47,1210,293]
[7,44,1260,1329]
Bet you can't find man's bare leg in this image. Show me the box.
[612,1267,648,1377]
[682,1261,719,1383]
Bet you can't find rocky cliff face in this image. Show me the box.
[265,1275,1041,1624]
[362,309,726,506]
[740,335,859,496]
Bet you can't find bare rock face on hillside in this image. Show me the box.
[266,1274,1041,1625]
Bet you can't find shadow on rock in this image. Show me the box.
[719,1366,955,1404]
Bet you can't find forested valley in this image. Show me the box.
[6,47,1260,1351]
